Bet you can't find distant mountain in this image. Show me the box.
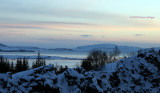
[0,43,41,52]
[74,43,141,53]
[0,43,7,47]
[0,43,158,54]
[0,43,74,53]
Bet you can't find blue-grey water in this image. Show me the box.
[0,52,87,68]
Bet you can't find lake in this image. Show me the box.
[0,52,88,68]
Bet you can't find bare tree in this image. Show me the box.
[109,46,121,62]
[113,46,121,57]
[81,50,108,71]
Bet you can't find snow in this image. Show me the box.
[75,43,140,53]
[0,43,141,54]
[0,48,160,92]
[105,61,118,72]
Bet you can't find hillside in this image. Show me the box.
[0,43,40,52]
[0,43,141,54]
[0,48,160,92]
[75,43,140,53]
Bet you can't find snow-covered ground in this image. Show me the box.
[0,48,160,92]
[105,61,118,72]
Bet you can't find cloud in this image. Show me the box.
[101,35,105,37]
[0,25,41,29]
[0,21,96,30]
[0,1,134,27]
[135,34,144,36]
[80,35,92,37]
[0,0,159,29]
[39,21,96,26]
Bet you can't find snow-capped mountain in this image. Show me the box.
[0,43,141,54]
[0,43,7,47]
[75,43,140,53]
[0,43,41,52]
[0,49,160,92]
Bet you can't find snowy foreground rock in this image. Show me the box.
[0,49,160,93]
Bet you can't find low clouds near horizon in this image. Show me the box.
[80,35,93,37]
[135,34,144,36]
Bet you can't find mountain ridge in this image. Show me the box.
[0,43,158,54]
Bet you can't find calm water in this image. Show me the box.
[0,52,87,68]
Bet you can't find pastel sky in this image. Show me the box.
[0,0,160,48]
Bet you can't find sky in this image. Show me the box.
[0,0,160,48]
